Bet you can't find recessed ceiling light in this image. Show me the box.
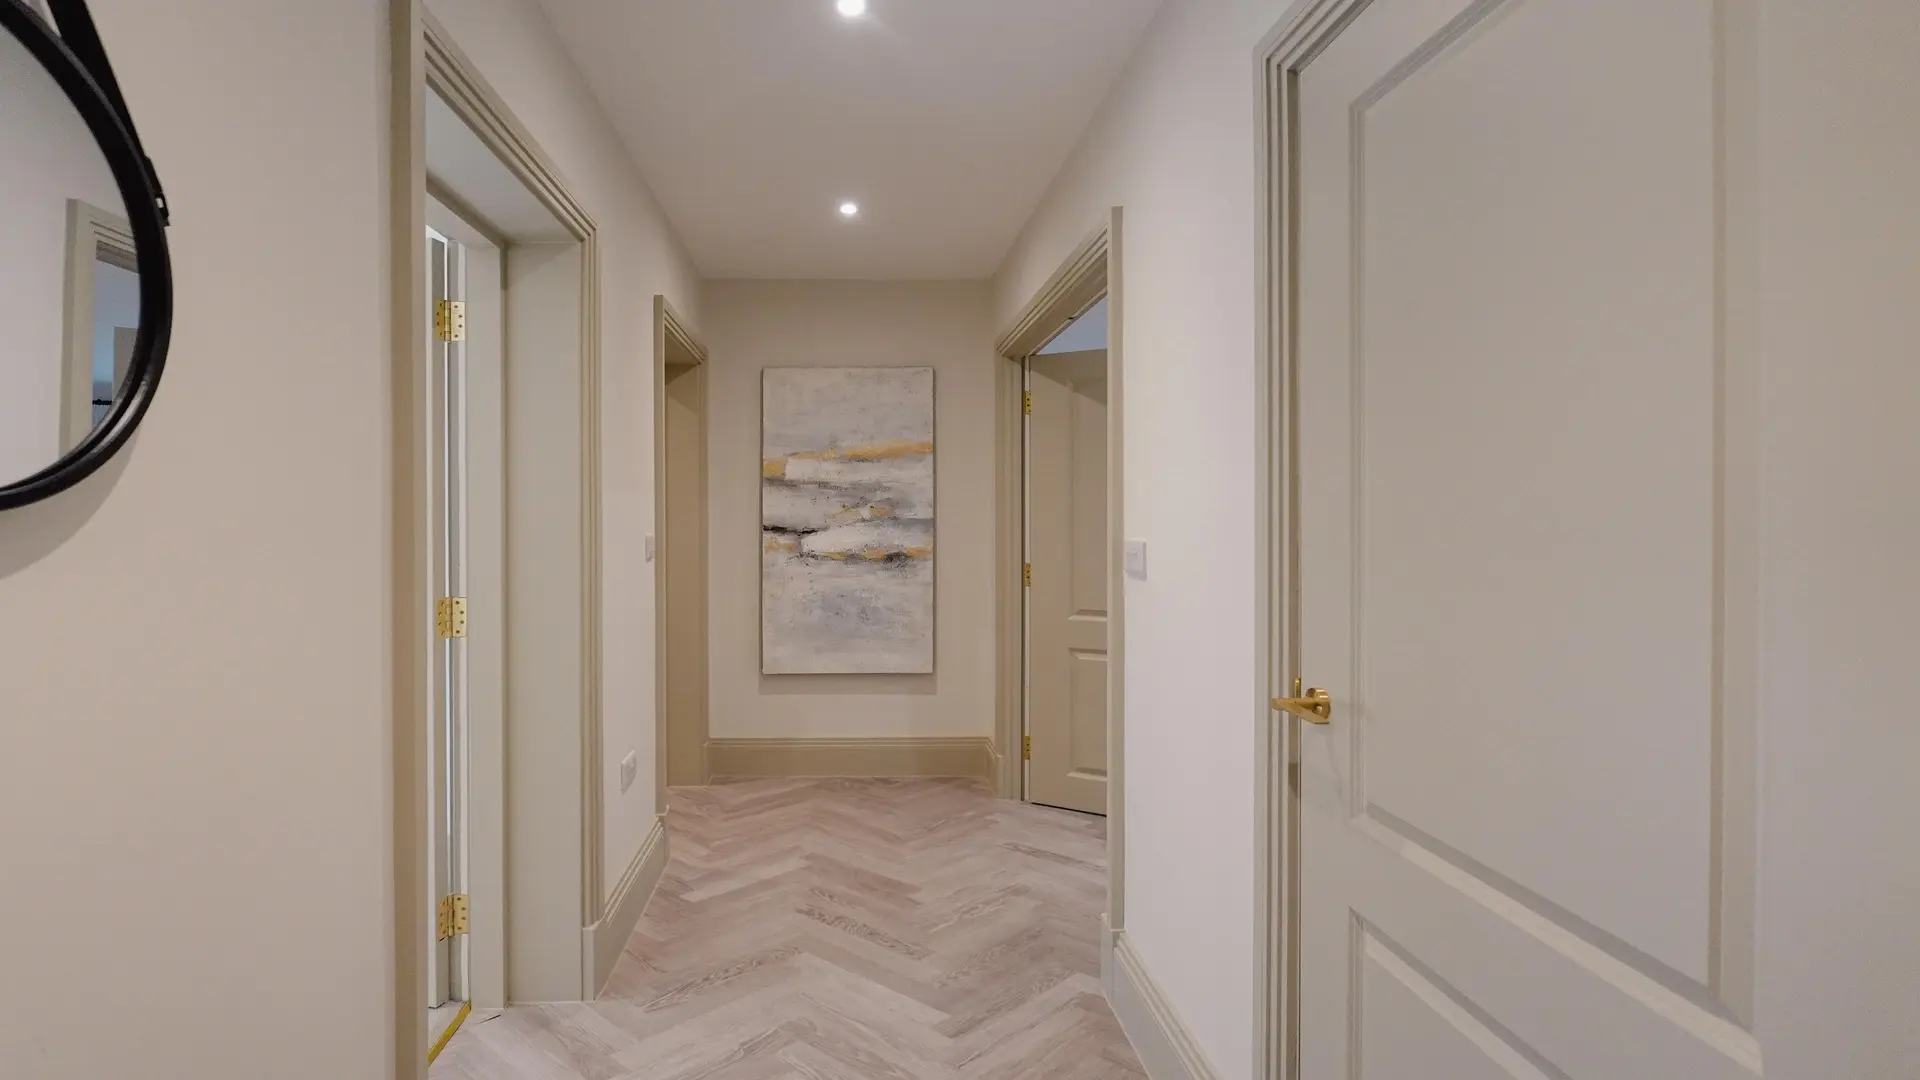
[835,0,867,18]
[838,201,861,218]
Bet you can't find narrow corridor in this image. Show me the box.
[432,779,1142,1079]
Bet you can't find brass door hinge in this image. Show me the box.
[434,299,467,342]
[436,596,468,639]
[436,893,470,941]
[1023,390,1032,415]
[1023,735,1032,760]
[1023,563,1032,588]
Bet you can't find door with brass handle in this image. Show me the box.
[1272,676,1332,724]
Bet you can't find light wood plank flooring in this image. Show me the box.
[431,777,1144,1079]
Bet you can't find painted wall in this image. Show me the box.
[426,0,703,900]
[0,1,393,1076]
[704,280,998,740]
[990,1,1293,1071]
[0,28,123,483]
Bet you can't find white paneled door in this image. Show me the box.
[1026,348,1110,816]
[1292,1,1767,1076]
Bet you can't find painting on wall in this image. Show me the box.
[762,367,935,674]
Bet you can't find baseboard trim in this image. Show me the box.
[985,739,1010,797]
[706,737,993,780]
[580,815,669,998]
[1107,929,1221,1080]
[1102,916,1117,991]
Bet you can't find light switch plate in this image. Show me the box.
[645,535,656,562]
[1124,540,1148,580]
[620,751,638,793]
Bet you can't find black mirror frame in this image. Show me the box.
[0,0,171,511]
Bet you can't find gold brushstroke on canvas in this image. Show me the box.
[762,439,933,477]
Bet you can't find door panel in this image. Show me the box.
[1295,1,1760,1076]
[1028,348,1108,815]
[425,232,453,1009]
[1357,930,1531,1080]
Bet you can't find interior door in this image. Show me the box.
[426,229,470,1009]
[663,359,709,788]
[1292,1,1765,1076]
[1026,348,1108,815]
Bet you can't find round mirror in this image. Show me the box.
[0,0,171,510]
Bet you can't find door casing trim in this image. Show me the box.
[1254,3,1380,1078]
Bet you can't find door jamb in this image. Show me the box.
[653,295,709,811]
[1254,4,1375,1079]
[994,208,1126,937]
[391,4,607,1072]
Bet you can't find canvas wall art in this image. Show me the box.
[761,367,935,674]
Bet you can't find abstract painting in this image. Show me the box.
[762,367,935,674]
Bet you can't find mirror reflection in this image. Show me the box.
[1,20,140,489]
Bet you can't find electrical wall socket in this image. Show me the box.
[620,751,638,793]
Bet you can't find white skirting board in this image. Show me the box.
[1104,926,1223,1080]
[580,816,669,998]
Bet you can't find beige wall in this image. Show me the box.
[0,1,393,1076]
[426,0,703,899]
[990,1,1286,1070]
[704,280,997,740]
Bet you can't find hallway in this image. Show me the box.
[4,1,1917,1077]
[431,779,1142,1080]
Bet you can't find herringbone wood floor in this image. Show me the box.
[431,778,1145,1079]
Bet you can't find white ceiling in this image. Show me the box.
[531,0,1163,280]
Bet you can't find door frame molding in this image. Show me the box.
[391,3,605,1071]
[1253,4,1375,1078]
[653,294,709,810]
[993,207,1126,936]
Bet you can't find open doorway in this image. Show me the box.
[655,298,710,793]
[1025,298,1110,815]
[59,200,138,450]
[407,22,607,1065]
[993,209,1127,948]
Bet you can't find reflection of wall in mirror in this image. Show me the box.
[0,30,124,482]
[92,261,141,424]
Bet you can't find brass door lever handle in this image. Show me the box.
[1271,677,1332,724]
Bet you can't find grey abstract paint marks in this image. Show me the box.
[762,367,934,674]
